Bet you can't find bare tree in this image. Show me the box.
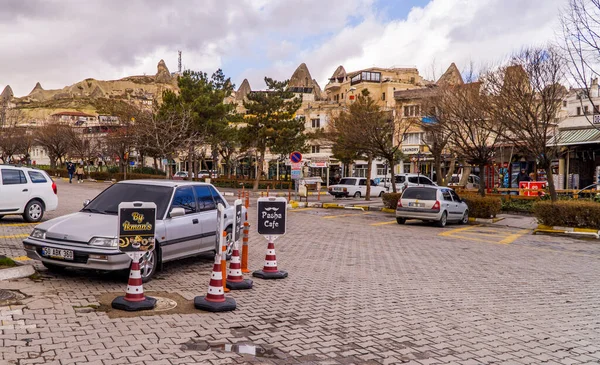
[0,109,29,163]
[139,107,192,179]
[561,0,600,126]
[35,123,76,168]
[486,46,567,201]
[70,129,102,174]
[433,82,504,196]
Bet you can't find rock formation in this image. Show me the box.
[288,63,322,99]
[289,63,314,88]
[331,65,346,79]
[236,79,251,100]
[29,82,43,94]
[437,63,463,86]
[155,59,172,83]
[1,85,14,101]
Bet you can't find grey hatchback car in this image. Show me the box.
[22,180,241,281]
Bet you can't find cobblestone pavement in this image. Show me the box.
[1,180,600,364]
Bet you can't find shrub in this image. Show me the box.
[382,193,402,209]
[533,200,600,228]
[130,167,165,176]
[501,199,534,213]
[463,196,502,218]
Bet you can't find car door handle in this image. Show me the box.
[22,189,28,192]
[192,219,199,224]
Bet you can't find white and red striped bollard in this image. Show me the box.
[194,253,236,312]
[111,254,157,311]
[226,242,253,290]
[252,240,288,280]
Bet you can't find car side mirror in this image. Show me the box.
[83,199,91,207]
[169,207,185,218]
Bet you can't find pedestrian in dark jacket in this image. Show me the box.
[66,161,75,184]
[517,169,531,183]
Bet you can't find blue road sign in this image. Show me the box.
[290,151,302,163]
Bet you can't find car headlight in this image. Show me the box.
[89,237,118,247]
[30,229,46,239]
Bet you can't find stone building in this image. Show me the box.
[393,63,463,178]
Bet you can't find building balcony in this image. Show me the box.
[324,80,342,91]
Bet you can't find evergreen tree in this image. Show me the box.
[241,78,305,190]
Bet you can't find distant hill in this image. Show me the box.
[4,60,179,121]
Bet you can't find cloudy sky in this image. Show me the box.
[0,0,566,97]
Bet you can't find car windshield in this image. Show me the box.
[395,176,406,183]
[450,175,460,183]
[82,184,173,219]
[338,178,356,185]
[402,187,437,200]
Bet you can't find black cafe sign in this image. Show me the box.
[257,197,287,236]
[118,202,156,252]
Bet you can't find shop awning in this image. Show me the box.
[548,128,600,146]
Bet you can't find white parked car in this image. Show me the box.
[395,186,468,227]
[448,174,481,189]
[23,180,243,282]
[0,165,58,222]
[391,173,437,193]
[328,177,387,198]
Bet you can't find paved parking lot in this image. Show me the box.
[2,180,600,365]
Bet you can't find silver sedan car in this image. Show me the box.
[395,186,469,227]
[22,180,241,282]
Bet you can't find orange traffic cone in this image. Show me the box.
[194,253,236,312]
[112,256,157,311]
[226,242,253,290]
[252,241,288,280]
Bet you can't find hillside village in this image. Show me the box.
[0,58,598,190]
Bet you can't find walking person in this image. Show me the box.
[66,161,75,184]
[76,164,84,183]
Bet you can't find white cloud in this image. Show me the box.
[303,0,564,88]
[0,0,565,96]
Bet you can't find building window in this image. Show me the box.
[403,105,421,117]
[341,93,343,99]
[350,72,381,85]
[311,145,320,154]
[584,105,589,115]
[403,132,423,145]
[382,92,386,101]
[311,118,320,128]
[376,164,386,176]
[577,107,581,116]
[563,100,567,107]
[354,164,367,178]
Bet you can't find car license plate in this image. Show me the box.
[334,187,342,191]
[408,202,424,207]
[41,247,74,260]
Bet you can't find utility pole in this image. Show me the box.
[178,51,182,74]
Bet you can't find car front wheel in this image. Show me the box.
[396,217,406,225]
[436,211,448,227]
[139,250,157,283]
[353,192,361,198]
[23,200,44,222]
[460,210,469,225]
[378,191,384,197]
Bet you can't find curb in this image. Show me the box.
[468,217,505,224]
[533,225,600,239]
[0,259,35,281]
